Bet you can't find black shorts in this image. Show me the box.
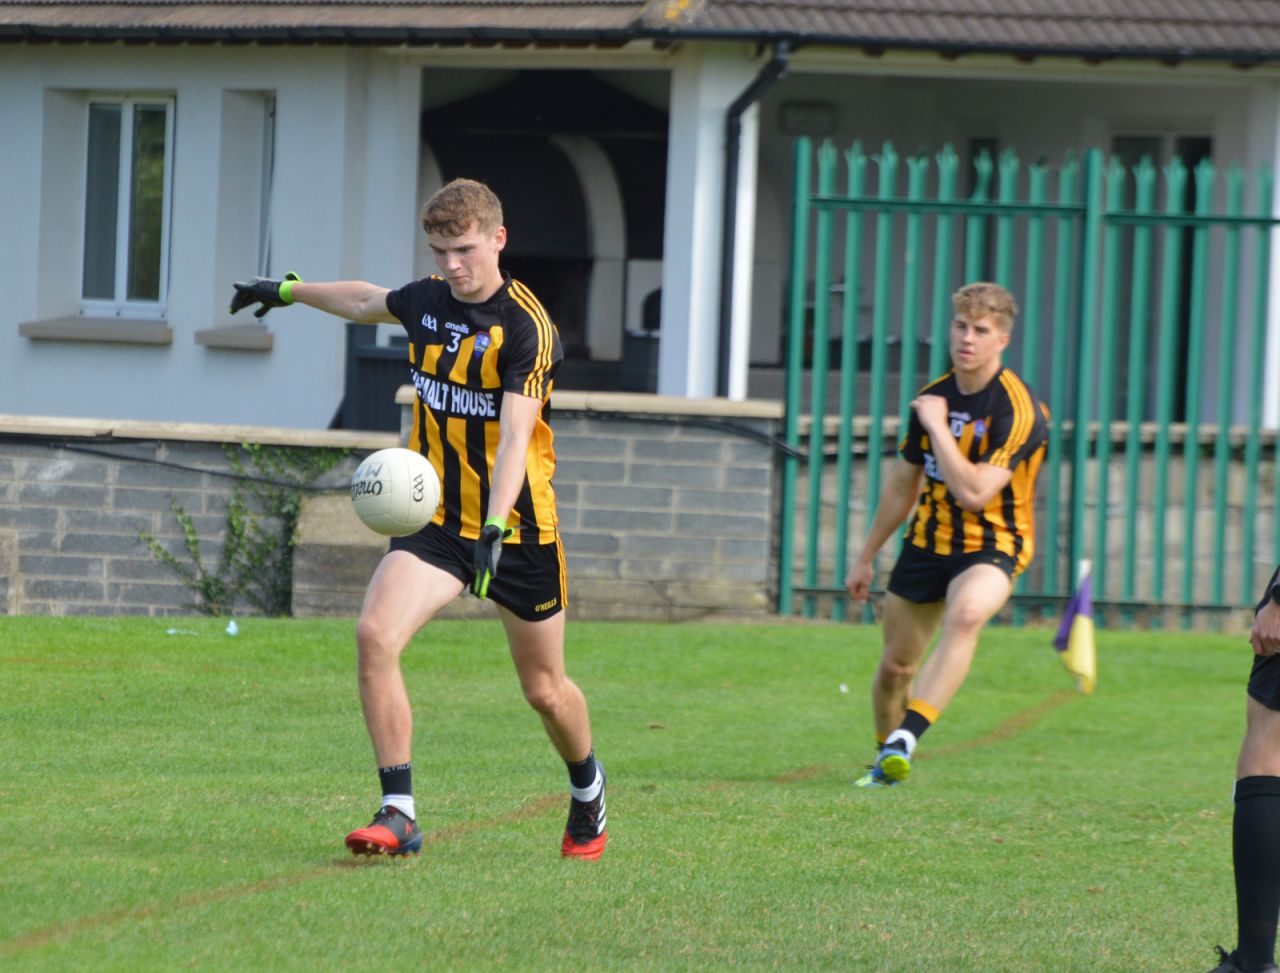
[1247,565,1280,710]
[887,542,1017,605]
[389,522,567,622]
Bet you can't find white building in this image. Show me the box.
[3,1,1279,427]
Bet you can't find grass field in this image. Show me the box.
[0,614,1252,972]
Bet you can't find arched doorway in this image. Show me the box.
[419,70,668,388]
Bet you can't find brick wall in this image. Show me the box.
[0,395,784,620]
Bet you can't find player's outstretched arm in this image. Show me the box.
[230,275,396,324]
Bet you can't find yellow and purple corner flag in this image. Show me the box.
[1054,560,1097,694]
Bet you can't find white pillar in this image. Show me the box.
[550,134,626,361]
[726,101,760,401]
[658,44,758,398]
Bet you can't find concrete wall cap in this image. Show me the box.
[395,385,782,419]
[0,414,400,450]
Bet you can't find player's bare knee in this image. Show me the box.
[877,655,917,689]
[943,602,991,635]
[521,678,564,716]
[355,615,403,666]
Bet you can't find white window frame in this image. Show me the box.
[80,95,175,320]
[258,94,276,277]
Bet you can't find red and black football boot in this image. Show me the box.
[344,805,422,857]
[561,766,607,860]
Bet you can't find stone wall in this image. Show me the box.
[0,416,387,617]
[2,399,1274,624]
[0,394,783,620]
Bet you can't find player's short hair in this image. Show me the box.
[421,178,503,238]
[952,281,1019,332]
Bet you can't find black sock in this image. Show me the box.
[1234,776,1280,970]
[378,761,412,798]
[566,749,598,790]
[899,707,933,742]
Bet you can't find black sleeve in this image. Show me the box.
[384,282,412,329]
[500,312,562,399]
[899,409,926,464]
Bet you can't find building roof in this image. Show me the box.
[3,0,1280,63]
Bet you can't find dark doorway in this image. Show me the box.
[420,70,669,383]
[500,256,593,358]
[428,133,593,355]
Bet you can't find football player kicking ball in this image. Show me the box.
[1204,565,1280,973]
[845,282,1049,788]
[229,178,606,860]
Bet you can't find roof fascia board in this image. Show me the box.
[377,37,676,69]
[789,46,1280,86]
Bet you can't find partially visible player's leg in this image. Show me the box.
[1214,695,1280,972]
[1237,694,1280,778]
[345,550,464,857]
[855,594,942,788]
[500,606,606,859]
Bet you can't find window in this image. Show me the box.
[257,95,276,276]
[81,97,174,317]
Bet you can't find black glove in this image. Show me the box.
[229,272,301,318]
[471,517,514,598]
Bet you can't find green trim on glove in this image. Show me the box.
[471,517,514,599]
[278,272,301,304]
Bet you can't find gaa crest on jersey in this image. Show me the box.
[422,314,438,332]
[473,333,491,358]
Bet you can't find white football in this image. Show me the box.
[350,447,441,537]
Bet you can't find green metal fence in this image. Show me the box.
[779,138,1280,623]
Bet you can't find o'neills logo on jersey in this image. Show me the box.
[412,371,497,418]
[923,452,941,482]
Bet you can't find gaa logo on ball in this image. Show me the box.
[350,448,441,537]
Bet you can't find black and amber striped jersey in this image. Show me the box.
[899,367,1050,575]
[385,273,562,544]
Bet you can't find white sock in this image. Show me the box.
[884,729,918,757]
[381,794,416,820]
[570,769,603,803]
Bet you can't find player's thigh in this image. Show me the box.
[358,549,464,650]
[1238,694,1280,777]
[499,605,567,687]
[881,592,945,668]
[942,563,1013,631]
